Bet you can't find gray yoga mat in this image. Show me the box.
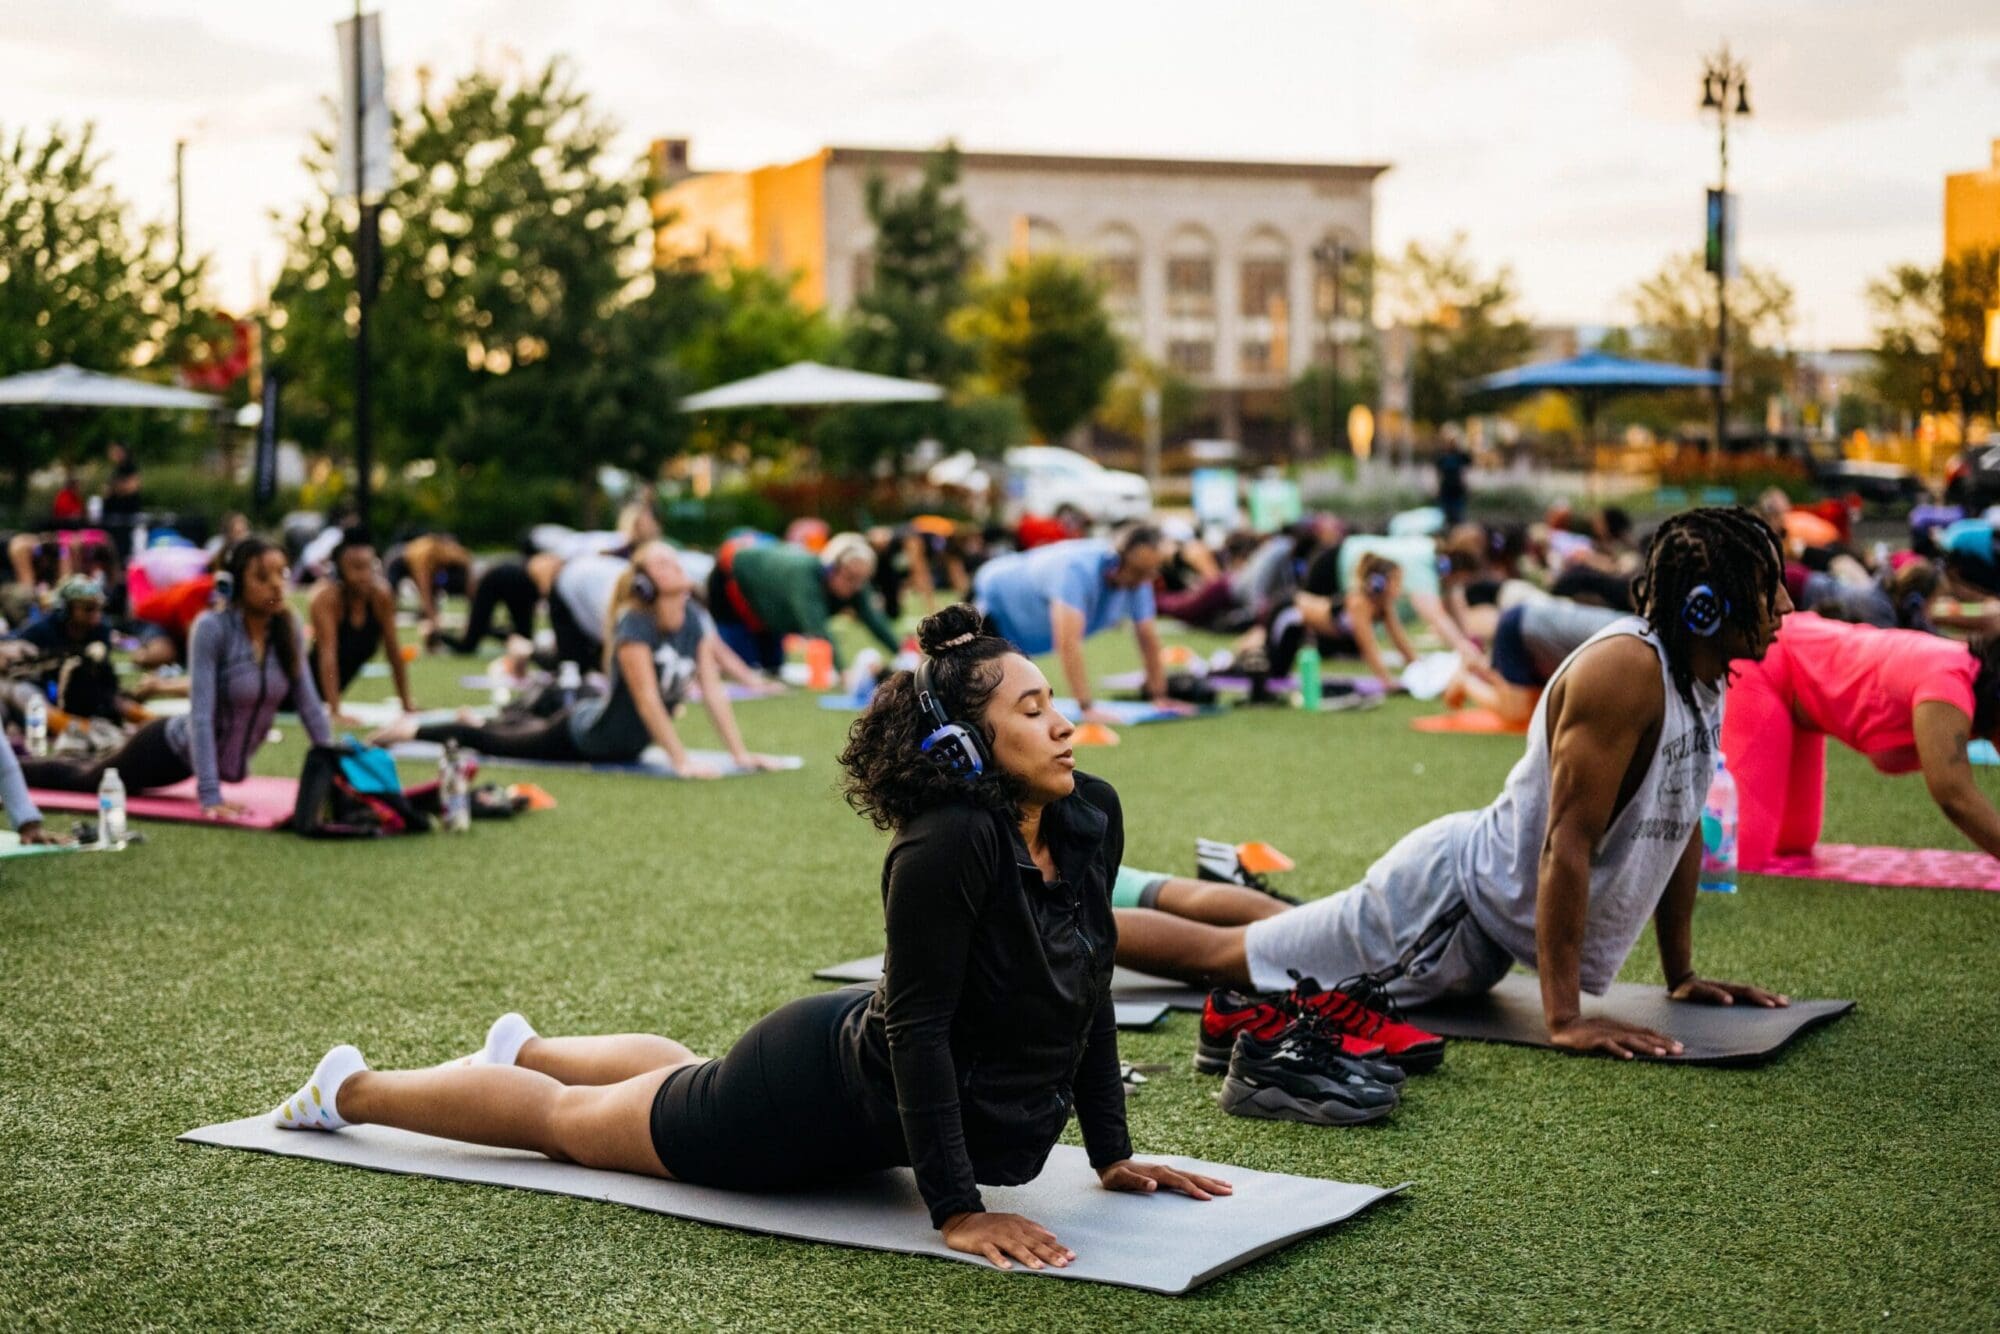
[1409,973,1854,1066]
[178,1118,1402,1295]
[815,954,1204,1018]
[390,740,803,779]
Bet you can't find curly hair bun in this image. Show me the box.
[917,603,988,657]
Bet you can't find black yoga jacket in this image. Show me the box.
[839,773,1134,1228]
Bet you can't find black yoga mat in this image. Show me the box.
[1409,973,1854,1066]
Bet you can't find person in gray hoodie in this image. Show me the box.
[20,538,332,819]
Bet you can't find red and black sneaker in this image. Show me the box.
[1285,970,1447,1073]
[1196,988,1398,1081]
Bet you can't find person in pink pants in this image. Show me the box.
[1722,612,2000,868]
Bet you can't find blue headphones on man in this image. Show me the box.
[915,654,989,778]
[1683,584,1729,637]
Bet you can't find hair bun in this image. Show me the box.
[917,603,987,656]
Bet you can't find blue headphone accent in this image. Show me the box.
[631,569,659,603]
[1365,570,1390,597]
[915,656,988,779]
[211,571,235,607]
[1683,584,1729,637]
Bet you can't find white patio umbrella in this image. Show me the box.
[0,363,220,411]
[678,361,943,412]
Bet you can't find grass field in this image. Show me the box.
[5,629,1998,1331]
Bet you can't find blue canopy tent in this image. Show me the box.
[1467,349,1722,442]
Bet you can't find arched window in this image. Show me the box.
[1239,227,1289,319]
[1091,224,1141,317]
[1165,224,1216,320]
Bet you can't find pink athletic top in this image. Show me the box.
[1757,613,1979,773]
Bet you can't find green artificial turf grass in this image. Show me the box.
[4,634,1999,1331]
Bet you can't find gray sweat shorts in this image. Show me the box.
[1243,812,1515,1006]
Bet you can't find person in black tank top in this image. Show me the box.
[265,606,1229,1272]
[306,530,415,723]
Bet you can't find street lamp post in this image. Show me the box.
[1700,45,1750,457]
[1311,239,1347,455]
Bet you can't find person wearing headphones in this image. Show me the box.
[20,539,334,820]
[374,543,777,778]
[269,603,1225,1272]
[1264,553,1420,693]
[971,524,1182,726]
[1118,509,1796,1063]
[706,531,901,672]
[305,530,416,726]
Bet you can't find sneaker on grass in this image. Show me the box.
[1219,1029,1399,1126]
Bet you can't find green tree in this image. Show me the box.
[0,122,208,498]
[675,262,833,459]
[1866,249,2000,435]
[955,254,1122,442]
[1096,355,1199,443]
[819,145,1012,476]
[1626,251,1798,431]
[1379,235,1534,430]
[268,59,689,492]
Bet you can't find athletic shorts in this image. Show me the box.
[648,990,905,1191]
[1111,865,1170,910]
[1489,606,1540,687]
[1244,813,1513,1005]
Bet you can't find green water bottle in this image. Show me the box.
[1295,639,1323,712]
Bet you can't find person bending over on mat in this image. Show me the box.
[373,544,779,779]
[1270,553,1419,692]
[382,533,474,646]
[1114,508,1796,1061]
[306,530,416,726]
[1721,612,2000,868]
[1441,597,1625,726]
[20,539,333,820]
[272,604,1227,1270]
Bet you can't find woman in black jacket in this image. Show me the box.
[266,604,1227,1271]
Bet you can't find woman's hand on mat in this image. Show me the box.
[732,753,786,772]
[941,1211,1073,1271]
[1147,696,1196,716]
[1098,1159,1233,1201]
[1548,1015,1683,1060]
[674,757,723,780]
[18,820,60,845]
[202,802,247,821]
[1080,704,1123,726]
[1670,976,1791,1008]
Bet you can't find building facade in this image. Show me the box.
[1945,138,2000,260]
[651,140,1388,452]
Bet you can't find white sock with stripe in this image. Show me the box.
[273,1044,368,1131]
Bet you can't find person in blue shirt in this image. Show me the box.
[972,526,1180,725]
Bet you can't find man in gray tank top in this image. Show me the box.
[1117,509,1798,1060]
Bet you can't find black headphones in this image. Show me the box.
[915,655,989,778]
[631,568,659,603]
[212,570,235,606]
[1683,583,1729,637]
[1366,569,1391,598]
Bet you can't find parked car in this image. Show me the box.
[1720,433,1925,508]
[1001,446,1153,525]
[1944,442,2000,509]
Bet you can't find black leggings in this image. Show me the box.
[545,594,599,669]
[414,713,584,762]
[19,718,192,793]
[446,562,541,654]
[649,990,905,1190]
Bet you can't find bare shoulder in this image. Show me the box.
[1549,633,1664,731]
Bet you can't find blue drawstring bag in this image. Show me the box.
[336,739,404,796]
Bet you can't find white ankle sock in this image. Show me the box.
[274,1044,368,1131]
[481,1012,538,1067]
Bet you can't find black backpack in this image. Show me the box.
[292,744,431,838]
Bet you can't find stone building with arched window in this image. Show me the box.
[650,139,1388,458]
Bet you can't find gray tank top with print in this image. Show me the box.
[1456,617,1722,994]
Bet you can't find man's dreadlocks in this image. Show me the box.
[1630,506,1784,708]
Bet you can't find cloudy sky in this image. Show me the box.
[3,0,1995,346]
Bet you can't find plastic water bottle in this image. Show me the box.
[440,740,471,833]
[557,660,581,709]
[98,767,127,849]
[1294,640,1323,713]
[132,521,150,553]
[25,695,48,757]
[1700,750,1738,893]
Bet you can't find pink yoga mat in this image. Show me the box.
[1753,843,2000,893]
[28,776,299,831]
